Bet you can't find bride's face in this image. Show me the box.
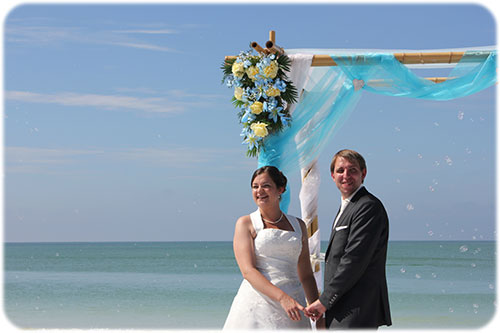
[251,172,283,207]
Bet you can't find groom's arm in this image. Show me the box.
[319,199,386,309]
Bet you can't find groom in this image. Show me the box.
[305,149,392,329]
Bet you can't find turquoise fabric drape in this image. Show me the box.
[333,51,497,100]
[258,51,496,212]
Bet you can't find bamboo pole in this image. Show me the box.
[309,51,490,66]
[225,51,491,66]
[265,40,284,55]
[224,51,490,83]
[425,77,449,84]
[265,30,283,55]
[250,42,266,54]
[366,77,451,87]
[225,30,492,84]
[269,30,276,44]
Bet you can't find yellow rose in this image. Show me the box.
[263,61,279,79]
[231,62,245,78]
[266,87,281,97]
[250,122,269,138]
[234,87,244,100]
[246,66,259,81]
[250,101,264,115]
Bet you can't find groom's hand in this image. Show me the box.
[305,300,327,321]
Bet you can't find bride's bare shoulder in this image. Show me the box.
[234,215,256,238]
[235,215,252,228]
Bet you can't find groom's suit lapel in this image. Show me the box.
[325,187,367,258]
[328,207,341,243]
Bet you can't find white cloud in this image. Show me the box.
[5,89,227,114]
[110,41,178,53]
[115,147,218,167]
[4,146,244,174]
[5,22,180,53]
[112,29,178,34]
[4,146,104,174]
[6,146,104,162]
[5,91,184,113]
[4,25,79,44]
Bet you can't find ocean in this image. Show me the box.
[2,241,496,330]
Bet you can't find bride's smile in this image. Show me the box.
[252,173,282,205]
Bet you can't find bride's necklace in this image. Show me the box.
[261,212,284,224]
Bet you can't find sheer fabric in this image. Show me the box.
[258,49,497,212]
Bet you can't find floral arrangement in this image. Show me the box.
[221,49,298,157]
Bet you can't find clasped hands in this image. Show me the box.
[304,299,327,322]
[280,295,326,322]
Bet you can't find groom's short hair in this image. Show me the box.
[330,149,367,174]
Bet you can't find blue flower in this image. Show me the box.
[241,108,256,123]
[268,109,279,123]
[240,126,251,138]
[254,78,266,88]
[243,59,252,68]
[267,97,278,109]
[257,56,271,69]
[249,87,263,100]
[280,113,291,127]
[242,133,260,151]
[268,106,284,123]
[233,77,243,87]
[274,78,287,92]
[263,101,270,113]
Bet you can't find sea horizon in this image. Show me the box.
[3,240,496,329]
[3,239,496,244]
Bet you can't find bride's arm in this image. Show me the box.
[233,215,304,321]
[296,218,320,305]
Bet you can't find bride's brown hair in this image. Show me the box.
[251,166,287,189]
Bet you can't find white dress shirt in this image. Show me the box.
[333,185,364,230]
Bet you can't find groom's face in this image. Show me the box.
[331,157,367,199]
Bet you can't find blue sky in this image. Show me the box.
[2,1,497,242]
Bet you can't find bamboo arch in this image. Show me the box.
[223,30,495,290]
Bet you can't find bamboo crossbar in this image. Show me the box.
[225,31,492,84]
[224,51,491,66]
[366,77,450,87]
[311,53,465,66]
[223,51,491,83]
[310,51,490,66]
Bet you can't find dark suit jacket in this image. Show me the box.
[319,186,392,328]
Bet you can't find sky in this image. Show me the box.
[1,1,497,242]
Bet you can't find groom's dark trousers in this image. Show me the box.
[319,186,392,328]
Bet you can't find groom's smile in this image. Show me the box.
[332,157,367,199]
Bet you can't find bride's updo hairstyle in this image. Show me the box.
[251,166,287,190]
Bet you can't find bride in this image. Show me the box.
[223,166,325,329]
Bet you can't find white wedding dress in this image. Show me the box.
[223,210,311,330]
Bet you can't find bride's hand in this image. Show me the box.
[278,294,305,321]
